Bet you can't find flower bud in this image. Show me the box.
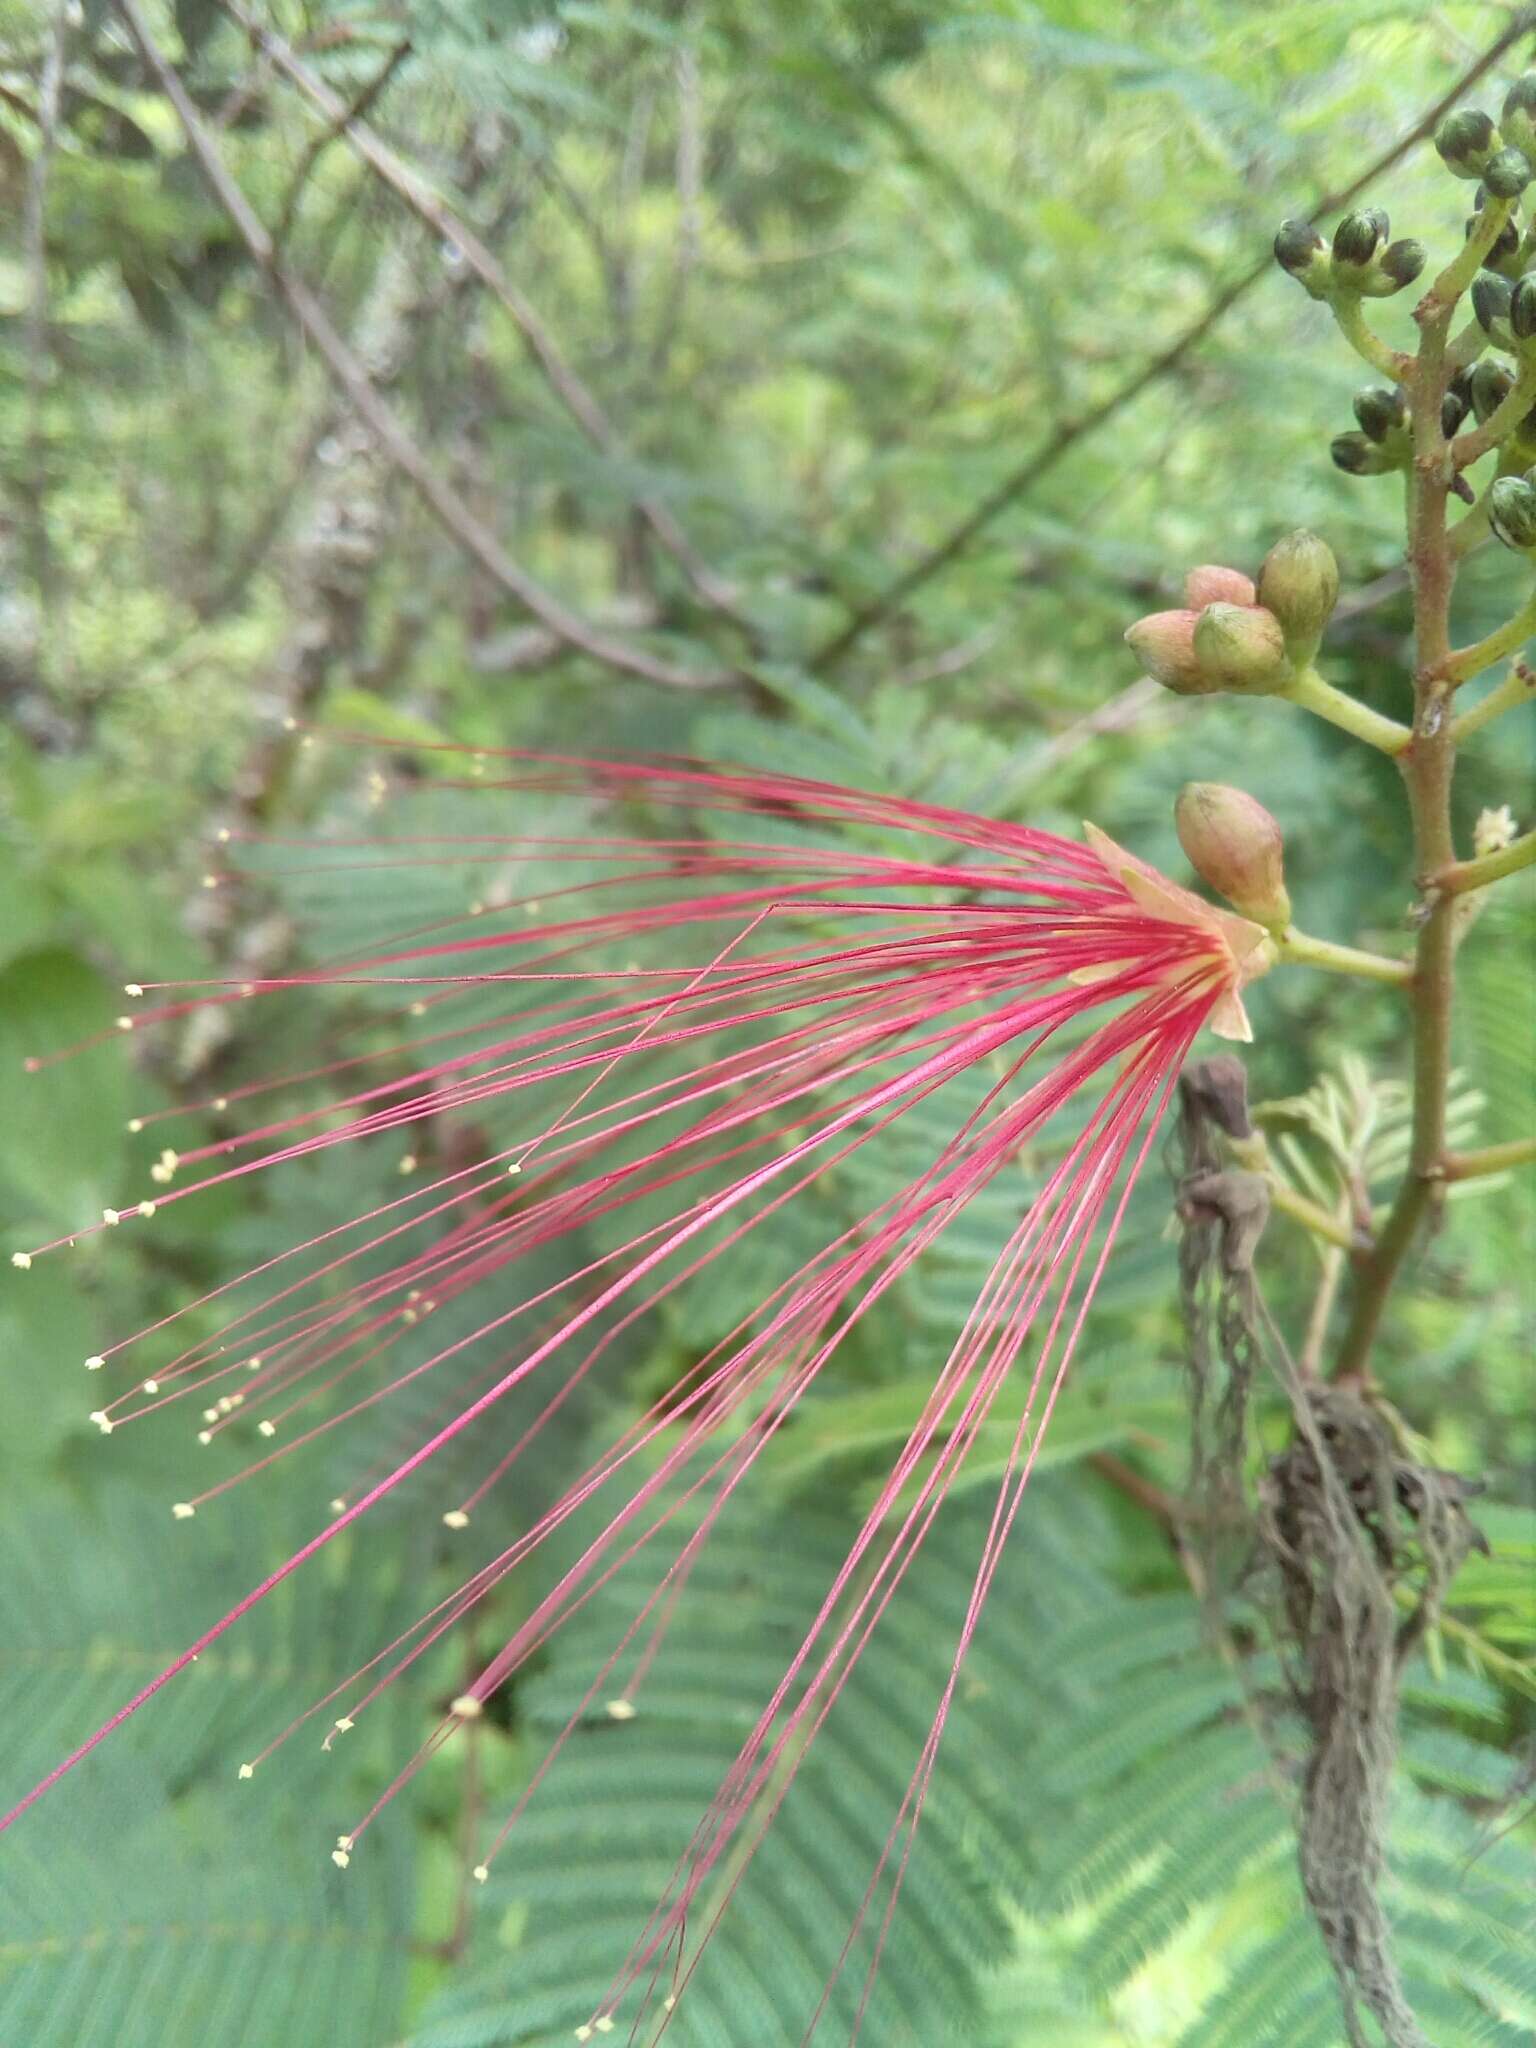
[1330,430,1398,477]
[1442,374,1472,437]
[1360,239,1426,298]
[1331,208,1389,269]
[1470,357,1514,422]
[1501,71,1536,163]
[1124,609,1214,693]
[1472,272,1513,341]
[1175,784,1292,931]
[1352,385,1408,443]
[1256,530,1339,657]
[1436,108,1500,179]
[1484,147,1533,200]
[1191,603,1289,694]
[1184,564,1257,608]
[1273,218,1330,299]
[1488,474,1536,552]
[1512,274,1536,341]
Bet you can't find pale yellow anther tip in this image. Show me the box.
[89,1411,112,1434]
[127,1117,144,1133]
[574,2029,593,2043]
[123,983,144,998]
[202,874,219,890]
[595,2018,615,2034]
[237,1762,255,1780]
[258,1419,277,1438]
[116,1016,134,1032]
[330,1497,348,1516]
[506,1161,522,1176]
[283,716,299,732]
[605,1699,637,1722]
[217,826,232,842]
[409,1001,427,1017]
[11,1251,32,1270]
[143,1379,159,1394]
[138,1201,156,1219]
[662,1995,676,2012]
[333,1717,354,1735]
[85,1355,105,1373]
[442,1508,470,1530]
[450,1694,484,1720]
[102,1208,121,1226]
[197,1430,213,1446]
[331,1849,350,1869]
[472,1863,489,1884]
[213,1096,228,1111]
[203,1407,219,1423]
[398,1154,416,1174]
[172,1502,195,1520]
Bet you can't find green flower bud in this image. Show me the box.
[1472,273,1514,343]
[1484,147,1533,199]
[1175,784,1292,931]
[1256,530,1339,658]
[1470,358,1514,423]
[1356,238,1426,298]
[1331,208,1389,269]
[1488,474,1536,551]
[1501,71,1536,163]
[1330,431,1398,477]
[1512,274,1536,340]
[1435,108,1500,179]
[1191,603,1290,694]
[1469,208,1523,276]
[1442,370,1472,437]
[1352,385,1408,443]
[1124,609,1214,693]
[1273,218,1330,300]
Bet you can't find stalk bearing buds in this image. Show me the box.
[1175,784,1292,933]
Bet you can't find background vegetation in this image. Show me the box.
[1,3,1532,2043]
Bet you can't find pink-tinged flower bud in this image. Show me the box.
[1175,783,1292,931]
[1191,603,1290,694]
[1256,530,1339,659]
[1124,608,1219,694]
[1184,564,1257,609]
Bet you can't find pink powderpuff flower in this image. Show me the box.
[2,747,1273,2038]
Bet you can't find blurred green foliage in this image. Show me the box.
[1,3,1532,2044]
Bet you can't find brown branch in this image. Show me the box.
[271,37,412,250]
[22,3,71,687]
[809,13,1536,674]
[116,0,734,695]
[217,0,753,637]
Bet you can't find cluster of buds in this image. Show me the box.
[1332,383,1410,478]
[1273,210,1424,303]
[1124,530,1339,697]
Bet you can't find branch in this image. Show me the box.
[22,3,70,685]
[1450,658,1536,741]
[806,14,1536,674]
[217,0,752,637]
[271,37,412,251]
[1434,827,1536,895]
[1443,1135,1536,1181]
[116,0,733,695]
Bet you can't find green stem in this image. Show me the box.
[1328,292,1410,380]
[1443,584,1536,684]
[1279,666,1413,753]
[1435,827,1536,894]
[1432,193,1517,306]
[1276,927,1414,985]
[1450,658,1535,740]
[1443,1134,1536,1180]
[1269,1179,1366,1252]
